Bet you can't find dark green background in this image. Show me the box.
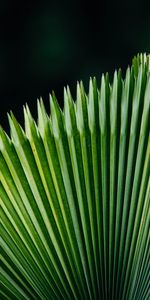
[1,0,150,132]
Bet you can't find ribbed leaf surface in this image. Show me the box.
[0,54,150,300]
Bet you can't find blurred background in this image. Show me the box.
[1,0,150,132]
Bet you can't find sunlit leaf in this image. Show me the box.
[0,54,150,300]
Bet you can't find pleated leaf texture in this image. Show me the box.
[0,54,150,300]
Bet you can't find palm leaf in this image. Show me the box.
[0,53,150,300]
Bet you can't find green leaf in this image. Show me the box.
[0,53,149,300]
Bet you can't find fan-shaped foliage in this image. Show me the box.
[0,54,150,300]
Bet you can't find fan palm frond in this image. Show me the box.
[0,53,150,300]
